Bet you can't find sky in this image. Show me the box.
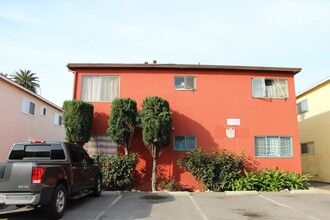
[1,0,329,107]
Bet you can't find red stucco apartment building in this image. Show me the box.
[67,63,302,191]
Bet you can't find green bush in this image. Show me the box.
[229,170,259,191]
[230,168,310,191]
[177,148,246,191]
[257,169,310,191]
[178,148,310,192]
[282,171,310,190]
[99,154,138,190]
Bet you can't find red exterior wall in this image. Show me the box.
[70,66,301,191]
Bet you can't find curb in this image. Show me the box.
[101,189,323,196]
[225,191,258,196]
[157,191,190,196]
[290,189,321,194]
[102,191,121,196]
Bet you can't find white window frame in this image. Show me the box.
[22,98,35,116]
[301,142,315,155]
[81,75,120,102]
[255,136,293,158]
[174,136,197,151]
[40,106,47,116]
[297,99,308,115]
[174,76,196,90]
[54,113,63,126]
[252,78,289,99]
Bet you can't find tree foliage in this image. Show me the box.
[0,72,8,78]
[10,69,40,93]
[107,98,137,156]
[62,100,94,146]
[140,96,172,191]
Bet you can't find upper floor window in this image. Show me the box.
[174,136,196,151]
[174,76,196,90]
[252,78,288,98]
[22,98,35,116]
[255,136,292,158]
[297,99,308,115]
[40,106,47,116]
[54,113,63,126]
[81,75,120,102]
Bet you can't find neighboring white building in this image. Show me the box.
[0,75,65,161]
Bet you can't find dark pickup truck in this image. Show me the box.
[0,141,102,219]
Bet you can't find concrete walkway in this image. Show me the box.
[309,181,330,193]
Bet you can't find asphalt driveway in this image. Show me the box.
[1,189,330,220]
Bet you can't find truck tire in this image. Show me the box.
[92,174,102,197]
[45,183,67,219]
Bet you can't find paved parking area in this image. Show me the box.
[1,189,330,220]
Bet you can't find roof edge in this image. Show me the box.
[297,76,330,97]
[67,63,301,74]
[0,75,62,111]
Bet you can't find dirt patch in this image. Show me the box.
[233,209,267,219]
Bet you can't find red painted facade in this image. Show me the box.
[68,63,302,191]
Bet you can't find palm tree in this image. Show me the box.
[10,69,40,93]
[0,72,8,78]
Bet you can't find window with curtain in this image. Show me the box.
[81,75,120,102]
[174,76,196,90]
[252,78,288,98]
[255,136,292,158]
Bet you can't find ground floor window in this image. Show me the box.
[255,136,292,158]
[83,134,117,156]
[174,136,196,151]
[301,142,315,155]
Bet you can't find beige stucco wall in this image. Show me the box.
[0,78,65,161]
[297,80,330,182]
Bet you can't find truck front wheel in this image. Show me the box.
[45,183,67,219]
